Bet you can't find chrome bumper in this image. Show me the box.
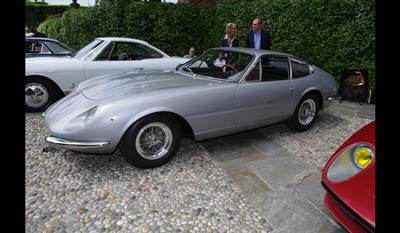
[46,136,110,151]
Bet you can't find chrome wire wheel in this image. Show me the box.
[298,99,316,125]
[135,122,173,160]
[25,83,49,108]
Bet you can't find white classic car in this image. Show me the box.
[25,37,189,112]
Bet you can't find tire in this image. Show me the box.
[286,93,320,132]
[25,77,58,112]
[119,114,181,168]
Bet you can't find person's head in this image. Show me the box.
[188,47,195,57]
[252,18,262,33]
[225,22,238,36]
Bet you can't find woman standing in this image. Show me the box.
[220,23,239,47]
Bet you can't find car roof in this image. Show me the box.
[96,37,150,45]
[208,47,293,57]
[25,37,60,43]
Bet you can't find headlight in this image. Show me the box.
[354,145,374,169]
[83,106,97,126]
[327,144,374,182]
[63,106,97,131]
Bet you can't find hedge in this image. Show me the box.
[38,0,375,89]
[25,3,72,28]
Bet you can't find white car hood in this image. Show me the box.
[25,56,82,72]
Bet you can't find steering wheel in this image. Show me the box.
[118,53,130,60]
[222,64,239,73]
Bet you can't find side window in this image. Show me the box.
[110,42,137,61]
[26,41,45,54]
[134,43,164,59]
[291,58,311,79]
[261,56,289,81]
[246,56,289,82]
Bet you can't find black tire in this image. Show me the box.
[286,93,320,132]
[25,77,58,112]
[119,114,181,168]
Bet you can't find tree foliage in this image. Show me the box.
[38,0,375,88]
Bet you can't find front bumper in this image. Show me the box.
[46,136,110,151]
[321,181,375,233]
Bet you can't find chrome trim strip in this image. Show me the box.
[46,136,110,150]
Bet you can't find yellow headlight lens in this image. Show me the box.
[354,146,374,169]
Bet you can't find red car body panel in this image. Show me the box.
[322,121,375,232]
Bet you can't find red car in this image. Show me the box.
[321,121,375,233]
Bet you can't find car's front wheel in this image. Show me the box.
[286,93,320,132]
[25,77,57,112]
[119,114,181,168]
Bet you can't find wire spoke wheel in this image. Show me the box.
[298,99,316,125]
[135,122,173,160]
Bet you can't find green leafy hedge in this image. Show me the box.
[38,0,375,89]
[25,3,71,28]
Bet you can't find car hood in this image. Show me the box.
[26,56,72,64]
[79,70,225,100]
[25,56,81,71]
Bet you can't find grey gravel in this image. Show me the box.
[26,113,272,233]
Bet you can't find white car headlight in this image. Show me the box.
[327,144,374,182]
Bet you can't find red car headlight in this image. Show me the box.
[353,145,374,169]
[327,144,374,182]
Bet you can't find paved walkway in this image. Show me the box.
[201,100,375,232]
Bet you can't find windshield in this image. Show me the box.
[176,49,254,81]
[46,42,75,55]
[72,39,104,60]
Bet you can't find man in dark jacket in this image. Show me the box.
[245,18,271,50]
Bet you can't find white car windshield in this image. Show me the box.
[72,39,104,60]
[177,50,254,82]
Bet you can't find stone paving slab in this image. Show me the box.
[324,100,375,119]
[201,130,346,233]
[246,156,319,190]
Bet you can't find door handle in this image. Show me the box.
[289,88,294,94]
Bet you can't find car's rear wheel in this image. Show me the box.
[286,93,320,132]
[119,114,181,168]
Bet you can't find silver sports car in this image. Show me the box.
[44,48,338,168]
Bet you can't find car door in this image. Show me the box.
[234,55,294,125]
[83,41,164,80]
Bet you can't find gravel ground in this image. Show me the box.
[26,113,272,233]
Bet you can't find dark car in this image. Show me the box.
[25,37,75,58]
